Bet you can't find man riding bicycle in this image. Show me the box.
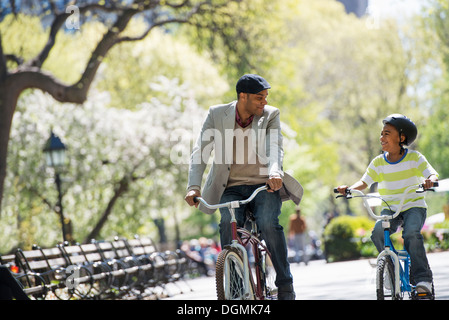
[184,74,302,300]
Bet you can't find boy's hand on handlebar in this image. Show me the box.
[423,177,439,190]
[185,189,201,208]
[335,185,349,195]
[267,175,283,192]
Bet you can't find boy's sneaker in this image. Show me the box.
[416,281,432,293]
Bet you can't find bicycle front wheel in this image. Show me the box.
[376,256,400,300]
[260,244,277,299]
[215,248,254,300]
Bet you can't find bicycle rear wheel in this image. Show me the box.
[215,248,254,300]
[376,256,399,300]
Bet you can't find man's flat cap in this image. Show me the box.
[236,74,271,94]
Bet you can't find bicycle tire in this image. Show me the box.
[260,248,277,299]
[258,241,278,300]
[215,248,254,300]
[376,256,399,300]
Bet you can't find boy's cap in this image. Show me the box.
[236,74,271,94]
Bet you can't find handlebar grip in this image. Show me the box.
[420,181,439,190]
[193,197,198,203]
[333,188,339,194]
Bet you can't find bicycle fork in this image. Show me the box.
[228,207,253,300]
[377,248,401,297]
[377,223,400,297]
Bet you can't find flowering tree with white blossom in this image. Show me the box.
[2,78,205,248]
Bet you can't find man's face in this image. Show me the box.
[241,90,269,116]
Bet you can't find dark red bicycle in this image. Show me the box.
[195,185,276,300]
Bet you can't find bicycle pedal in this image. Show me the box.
[412,291,434,300]
[418,292,432,297]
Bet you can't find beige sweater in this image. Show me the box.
[227,123,268,188]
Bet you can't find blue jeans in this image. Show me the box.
[370,207,433,284]
[219,184,293,287]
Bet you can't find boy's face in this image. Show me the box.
[380,123,405,153]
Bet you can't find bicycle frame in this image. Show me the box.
[238,217,273,299]
[195,185,270,300]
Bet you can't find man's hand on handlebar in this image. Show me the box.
[267,175,283,192]
[185,189,201,208]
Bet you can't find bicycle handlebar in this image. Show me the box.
[193,185,269,210]
[333,182,439,221]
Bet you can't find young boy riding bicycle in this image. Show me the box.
[336,114,438,294]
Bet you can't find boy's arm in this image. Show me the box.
[336,180,368,195]
[350,180,368,191]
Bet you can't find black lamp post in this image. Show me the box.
[43,131,69,242]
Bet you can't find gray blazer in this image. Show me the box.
[188,101,303,214]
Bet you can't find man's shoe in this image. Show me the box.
[277,284,295,300]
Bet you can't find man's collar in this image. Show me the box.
[235,105,254,128]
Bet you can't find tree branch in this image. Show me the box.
[7,69,86,104]
[26,1,131,69]
[26,13,70,69]
[74,8,139,102]
[116,0,215,43]
[5,54,24,66]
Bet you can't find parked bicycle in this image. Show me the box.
[334,182,438,300]
[194,185,276,300]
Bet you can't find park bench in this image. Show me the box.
[125,236,190,297]
[58,242,112,299]
[0,236,190,300]
[0,252,48,298]
[14,245,72,299]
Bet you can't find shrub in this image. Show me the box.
[425,219,449,251]
[323,215,375,262]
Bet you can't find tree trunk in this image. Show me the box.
[83,177,129,243]
[0,82,21,215]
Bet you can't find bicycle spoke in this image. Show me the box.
[216,249,254,300]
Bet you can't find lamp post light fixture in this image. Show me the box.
[44,131,66,168]
[43,131,71,243]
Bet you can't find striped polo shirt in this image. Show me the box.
[361,149,438,212]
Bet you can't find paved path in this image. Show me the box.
[165,251,449,300]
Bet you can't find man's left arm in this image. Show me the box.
[266,108,284,191]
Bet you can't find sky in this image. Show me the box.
[367,0,426,19]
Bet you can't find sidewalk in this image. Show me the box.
[165,251,449,300]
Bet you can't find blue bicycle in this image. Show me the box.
[334,182,438,300]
